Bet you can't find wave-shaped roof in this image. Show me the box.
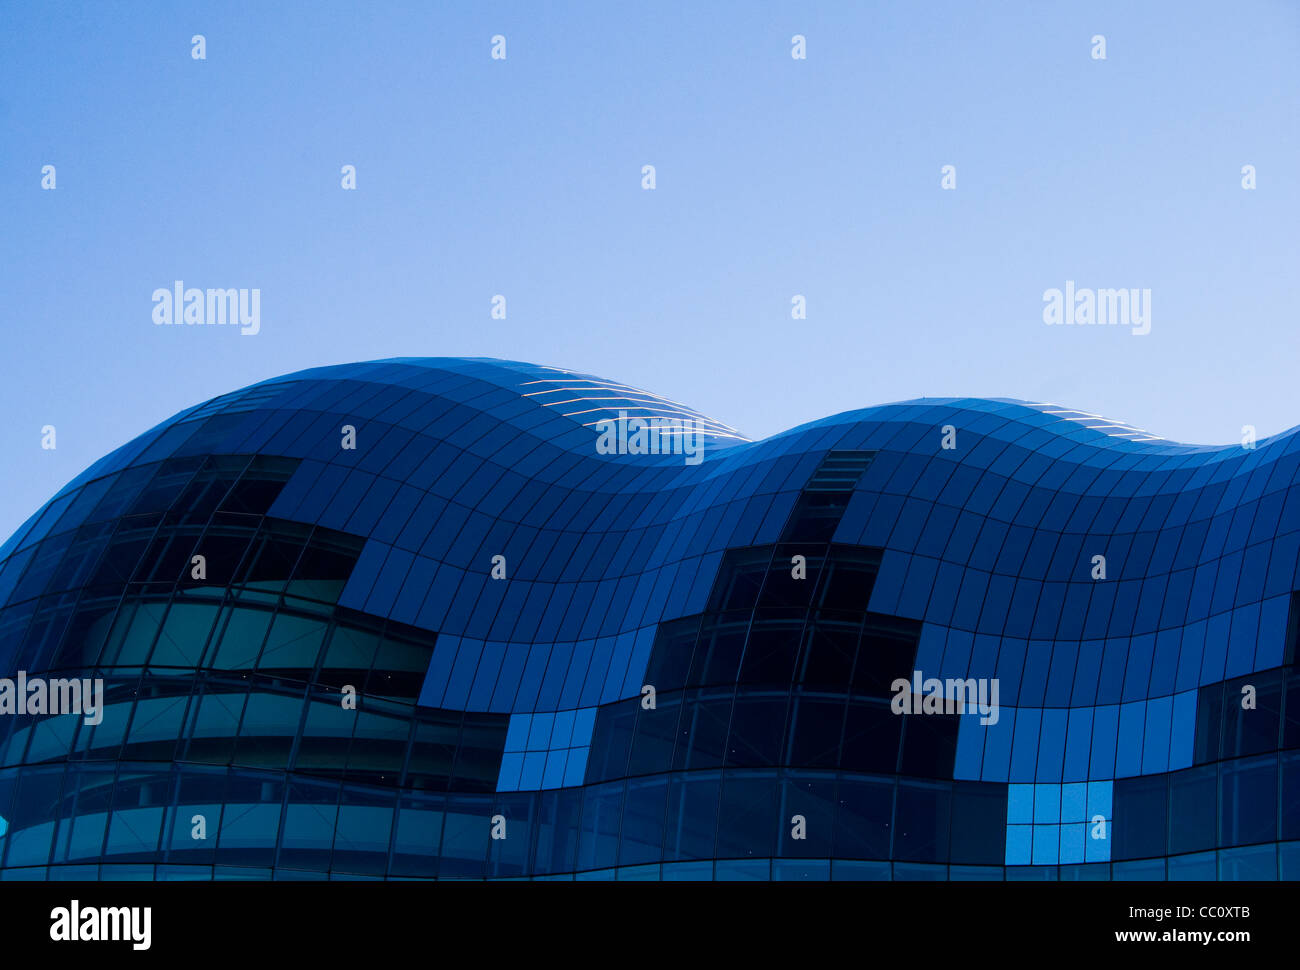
[2,356,1298,791]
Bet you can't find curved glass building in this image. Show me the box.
[0,357,1296,880]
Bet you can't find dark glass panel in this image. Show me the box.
[833,775,893,860]
[725,693,788,767]
[785,695,845,768]
[642,615,700,693]
[777,771,835,858]
[1221,671,1282,758]
[405,712,460,792]
[585,698,636,784]
[1168,764,1216,855]
[232,691,304,771]
[671,689,731,771]
[219,456,300,516]
[715,771,779,859]
[818,547,881,613]
[758,544,824,609]
[782,493,850,544]
[330,786,394,876]
[894,778,951,863]
[619,775,669,867]
[663,771,720,862]
[626,694,681,776]
[488,791,536,878]
[739,615,803,685]
[344,708,410,786]
[1194,681,1224,765]
[899,711,960,778]
[576,781,624,872]
[277,777,340,872]
[704,547,773,613]
[688,615,748,687]
[449,713,507,794]
[1219,755,1277,847]
[853,614,921,698]
[840,698,902,774]
[949,781,1006,865]
[1113,775,1168,859]
[127,457,204,516]
[215,771,283,868]
[532,788,583,876]
[796,618,860,688]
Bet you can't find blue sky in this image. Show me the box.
[1,0,1297,543]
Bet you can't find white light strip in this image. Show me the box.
[1037,403,1164,441]
[518,371,749,440]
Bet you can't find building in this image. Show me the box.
[0,357,1296,880]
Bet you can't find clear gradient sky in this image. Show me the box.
[1,0,1297,543]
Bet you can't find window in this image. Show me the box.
[619,775,669,866]
[1220,755,1277,847]
[1112,775,1167,859]
[726,694,788,767]
[950,782,1006,866]
[834,775,893,860]
[1168,765,1216,855]
[715,771,779,859]
[894,779,951,863]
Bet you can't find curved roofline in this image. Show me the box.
[210,356,1299,457]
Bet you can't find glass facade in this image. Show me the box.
[0,357,1296,879]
